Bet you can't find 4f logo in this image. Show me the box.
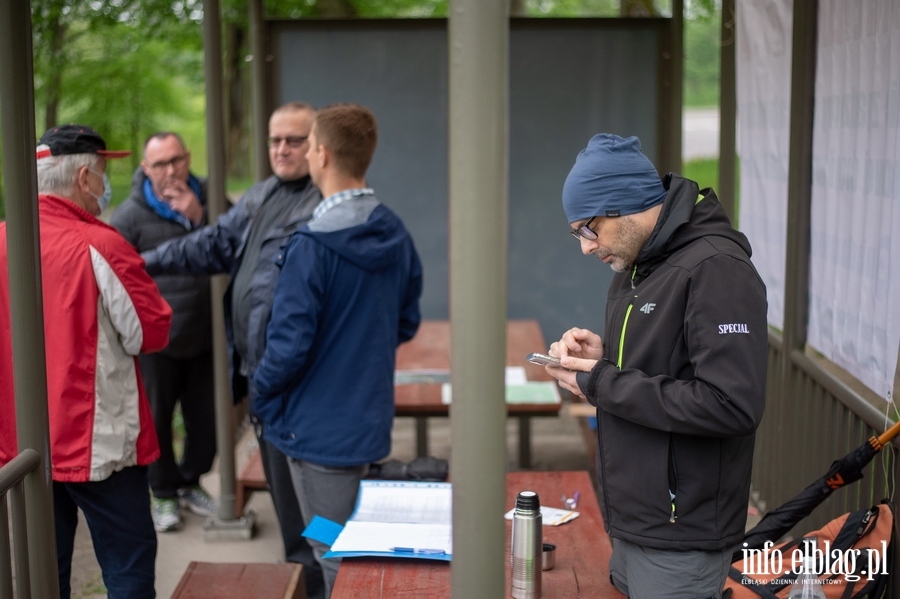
[639,303,656,314]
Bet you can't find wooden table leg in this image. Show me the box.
[416,417,429,457]
[518,415,531,468]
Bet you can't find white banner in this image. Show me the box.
[808,0,900,399]
[736,0,793,330]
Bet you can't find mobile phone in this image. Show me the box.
[526,352,562,368]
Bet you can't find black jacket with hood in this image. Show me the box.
[111,168,211,359]
[576,174,768,551]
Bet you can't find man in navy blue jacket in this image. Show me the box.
[141,102,325,597]
[253,103,422,597]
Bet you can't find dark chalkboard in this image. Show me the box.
[272,18,669,343]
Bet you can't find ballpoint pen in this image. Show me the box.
[390,547,447,555]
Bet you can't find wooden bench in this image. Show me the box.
[236,447,268,516]
[171,562,305,599]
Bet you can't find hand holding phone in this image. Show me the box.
[526,352,563,368]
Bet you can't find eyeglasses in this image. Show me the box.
[267,136,309,148]
[570,216,599,241]
[147,154,187,171]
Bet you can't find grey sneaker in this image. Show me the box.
[179,485,218,516]
[152,497,182,532]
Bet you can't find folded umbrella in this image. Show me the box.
[735,418,900,563]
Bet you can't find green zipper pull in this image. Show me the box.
[630,265,637,289]
[669,491,677,523]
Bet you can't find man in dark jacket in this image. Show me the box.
[253,103,422,598]
[111,132,217,533]
[140,102,325,598]
[546,134,767,599]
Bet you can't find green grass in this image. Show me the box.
[682,157,741,219]
[682,157,719,191]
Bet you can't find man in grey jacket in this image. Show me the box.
[111,132,217,534]
[139,102,324,599]
[546,134,767,599]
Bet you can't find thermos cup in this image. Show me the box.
[511,490,542,598]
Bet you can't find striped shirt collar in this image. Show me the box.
[313,187,375,220]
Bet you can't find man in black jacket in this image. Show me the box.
[546,134,767,599]
[111,132,217,533]
[139,103,325,599]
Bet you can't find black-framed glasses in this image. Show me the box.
[148,154,187,171]
[570,216,598,241]
[267,136,309,148]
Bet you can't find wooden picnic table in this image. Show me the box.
[330,469,624,598]
[394,319,560,467]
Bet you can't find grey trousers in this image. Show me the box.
[608,536,736,599]
[288,459,368,599]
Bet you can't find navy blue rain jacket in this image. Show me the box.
[252,197,422,466]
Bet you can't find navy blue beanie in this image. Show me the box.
[562,134,667,223]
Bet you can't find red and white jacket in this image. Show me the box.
[0,194,172,482]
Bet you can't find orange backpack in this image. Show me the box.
[724,502,893,599]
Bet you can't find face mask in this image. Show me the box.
[89,170,113,212]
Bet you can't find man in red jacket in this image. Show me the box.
[0,124,172,599]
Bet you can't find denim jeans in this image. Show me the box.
[54,466,157,599]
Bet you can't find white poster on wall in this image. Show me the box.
[736,0,793,330]
[807,0,900,399]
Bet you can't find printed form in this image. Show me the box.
[327,480,453,559]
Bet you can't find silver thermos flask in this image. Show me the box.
[510,490,542,598]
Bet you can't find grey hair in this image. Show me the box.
[36,145,101,197]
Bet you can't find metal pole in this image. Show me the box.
[0,451,38,599]
[779,0,817,514]
[203,0,238,523]
[0,1,60,596]
[782,1,816,361]
[9,483,31,599]
[718,0,737,224]
[0,494,11,599]
[448,1,508,597]
[248,0,271,181]
[669,0,684,174]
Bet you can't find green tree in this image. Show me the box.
[684,2,720,107]
[18,0,723,199]
[59,28,197,174]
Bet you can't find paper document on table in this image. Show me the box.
[329,522,452,555]
[442,380,561,405]
[351,481,451,524]
[322,480,453,561]
[504,505,580,526]
[504,366,528,384]
[396,366,526,386]
[394,369,451,384]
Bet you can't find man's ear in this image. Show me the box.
[318,145,329,169]
[75,165,92,194]
[141,160,151,177]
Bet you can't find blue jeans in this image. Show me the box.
[54,466,157,599]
